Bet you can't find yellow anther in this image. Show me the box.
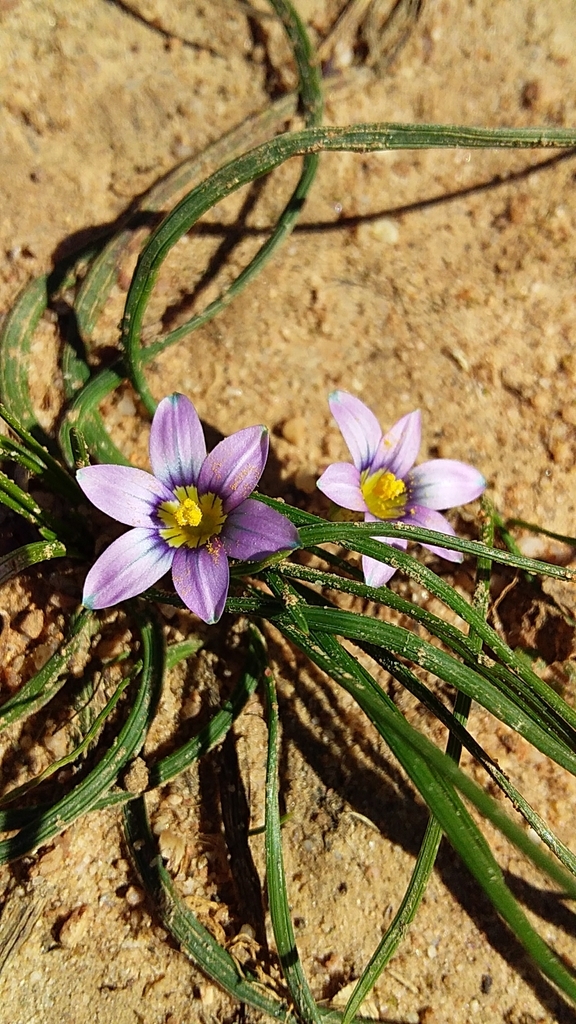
[361,470,407,520]
[372,472,405,502]
[174,497,202,528]
[158,488,226,549]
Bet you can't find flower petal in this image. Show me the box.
[362,538,408,588]
[77,465,173,527]
[82,528,173,608]
[149,393,207,490]
[408,459,486,510]
[372,410,421,479]
[328,391,382,472]
[198,425,269,512]
[223,498,300,561]
[171,540,229,623]
[362,556,398,588]
[316,462,367,512]
[361,513,407,587]
[407,505,462,562]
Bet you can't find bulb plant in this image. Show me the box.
[0,2,576,1020]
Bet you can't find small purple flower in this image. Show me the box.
[317,391,486,587]
[77,394,300,623]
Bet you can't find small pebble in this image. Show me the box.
[159,828,187,871]
[358,217,399,245]
[116,393,136,417]
[44,729,69,759]
[35,845,65,877]
[18,609,44,639]
[96,630,131,662]
[31,640,59,671]
[181,692,202,719]
[58,905,93,948]
[125,886,144,907]
[123,757,149,794]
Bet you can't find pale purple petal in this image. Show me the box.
[77,465,173,527]
[82,528,173,609]
[372,410,421,478]
[362,556,397,588]
[316,462,367,512]
[408,460,486,510]
[149,393,206,490]
[362,513,407,587]
[198,425,269,512]
[406,505,462,562]
[328,391,382,472]
[171,540,230,624]
[223,498,299,561]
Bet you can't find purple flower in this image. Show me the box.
[317,391,486,587]
[77,394,300,623]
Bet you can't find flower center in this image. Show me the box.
[361,469,407,520]
[157,486,227,548]
[173,496,202,528]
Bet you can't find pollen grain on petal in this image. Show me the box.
[229,463,255,491]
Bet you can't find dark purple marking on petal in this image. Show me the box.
[172,539,230,623]
[372,410,421,479]
[406,505,463,562]
[328,391,382,472]
[197,425,269,512]
[149,393,207,491]
[408,459,486,510]
[316,462,367,512]
[222,498,299,561]
[77,465,173,527]
[82,528,173,609]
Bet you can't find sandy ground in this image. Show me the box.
[1,1,576,1022]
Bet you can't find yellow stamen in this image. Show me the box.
[361,470,407,520]
[174,497,202,528]
[158,486,226,548]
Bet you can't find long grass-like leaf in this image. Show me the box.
[85,628,272,807]
[0,471,62,539]
[0,662,137,806]
[0,608,163,862]
[280,563,576,884]
[0,540,68,588]
[125,0,324,414]
[148,624,265,789]
[507,517,576,549]
[119,121,576,403]
[0,402,81,502]
[164,637,204,670]
[263,656,322,1023]
[0,607,97,732]
[123,797,302,1022]
[275,621,576,1003]
[275,513,576,735]
[0,276,50,445]
[294,518,576,581]
[59,364,130,468]
[285,603,576,773]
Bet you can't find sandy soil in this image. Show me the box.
[1,1,576,1022]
